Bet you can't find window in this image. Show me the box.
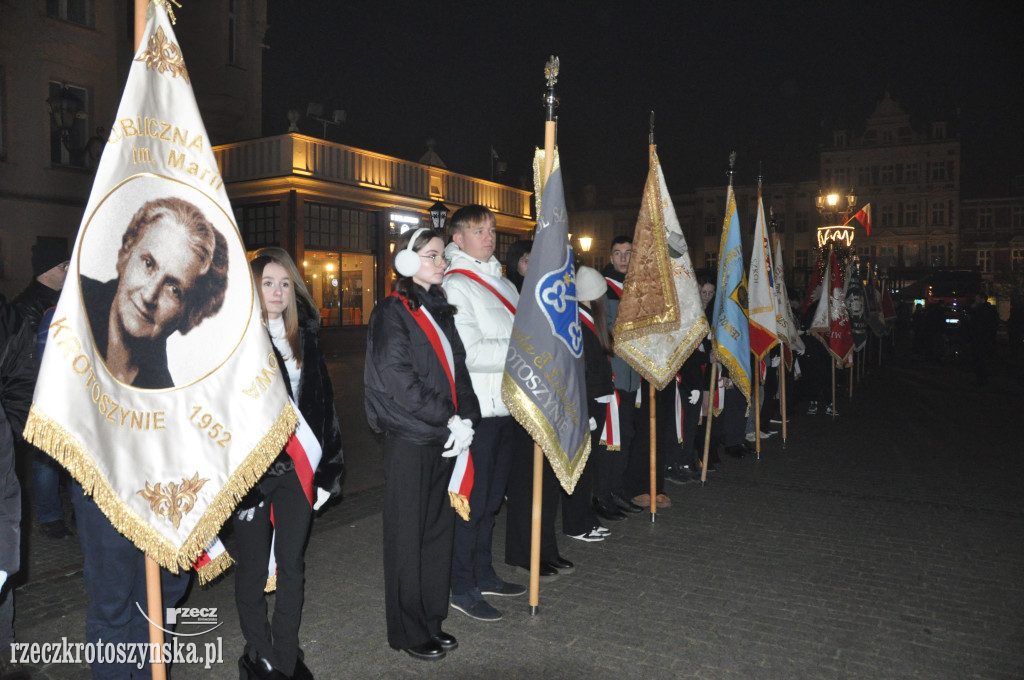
[496,232,517,267]
[979,207,993,229]
[931,202,946,226]
[929,244,946,266]
[704,215,717,236]
[932,122,946,140]
[704,252,718,272]
[49,81,90,168]
[305,203,340,248]
[977,249,992,273]
[795,212,809,233]
[47,0,92,26]
[833,167,849,186]
[237,203,281,249]
[773,214,785,233]
[903,202,919,228]
[930,161,947,182]
[833,131,846,147]
[882,130,893,144]
[903,163,919,183]
[858,166,871,186]
[1012,248,1024,272]
[881,164,894,184]
[1013,207,1024,229]
[795,249,809,268]
[880,204,893,228]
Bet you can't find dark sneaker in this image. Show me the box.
[479,580,526,597]
[450,591,502,621]
[665,465,697,485]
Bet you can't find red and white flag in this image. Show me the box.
[845,204,872,236]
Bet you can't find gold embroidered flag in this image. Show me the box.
[23,5,295,571]
[612,147,707,389]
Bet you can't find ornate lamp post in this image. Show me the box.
[815,189,857,249]
[429,200,448,233]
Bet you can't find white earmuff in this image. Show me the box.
[394,227,430,277]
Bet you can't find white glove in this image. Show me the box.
[0,570,7,591]
[237,501,264,522]
[771,356,781,368]
[589,417,598,431]
[443,417,474,457]
[688,389,700,405]
[313,487,330,511]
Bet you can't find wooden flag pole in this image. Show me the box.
[700,363,718,485]
[779,357,787,445]
[136,5,168,678]
[529,55,560,616]
[528,442,543,614]
[649,382,657,521]
[754,362,762,460]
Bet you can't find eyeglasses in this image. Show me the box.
[420,254,446,266]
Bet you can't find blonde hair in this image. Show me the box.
[250,247,317,366]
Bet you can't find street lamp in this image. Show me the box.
[429,201,448,233]
[815,188,857,248]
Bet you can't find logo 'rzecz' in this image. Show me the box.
[535,245,582,357]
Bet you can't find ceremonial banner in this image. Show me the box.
[502,154,590,493]
[772,238,805,357]
[865,269,887,337]
[613,147,707,389]
[747,194,778,360]
[711,185,751,410]
[845,270,868,351]
[809,251,854,365]
[24,6,295,571]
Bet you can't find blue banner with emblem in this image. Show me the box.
[501,156,590,493]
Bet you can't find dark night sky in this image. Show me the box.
[262,1,1023,203]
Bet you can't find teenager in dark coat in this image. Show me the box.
[365,228,480,661]
[234,248,343,680]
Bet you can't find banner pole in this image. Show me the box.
[134,0,147,51]
[145,556,167,680]
[754,362,761,460]
[528,442,543,615]
[700,363,717,485]
[649,382,657,521]
[779,357,787,445]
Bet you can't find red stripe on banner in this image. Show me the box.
[749,324,778,360]
[444,269,517,316]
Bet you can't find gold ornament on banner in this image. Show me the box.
[138,473,209,529]
[136,26,190,83]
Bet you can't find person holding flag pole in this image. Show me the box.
[501,56,591,613]
[700,153,752,484]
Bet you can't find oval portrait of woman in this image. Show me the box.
[77,176,252,389]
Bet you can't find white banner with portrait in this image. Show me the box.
[24,5,295,571]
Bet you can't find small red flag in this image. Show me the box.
[846,204,872,236]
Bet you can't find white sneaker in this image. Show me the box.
[568,529,605,542]
[593,525,611,536]
[745,432,757,443]
[759,430,775,439]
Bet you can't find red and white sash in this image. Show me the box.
[396,292,474,521]
[445,268,517,316]
[604,276,623,299]
[581,307,621,451]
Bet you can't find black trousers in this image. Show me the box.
[625,384,672,497]
[451,415,516,595]
[594,387,644,498]
[233,470,311,676]
[561,404,604,535]
[505,422,560,566]
[382,436,455,650]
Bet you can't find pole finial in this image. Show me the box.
[543,56,560,122]
[648,111,656,146]
[727,151,737,185]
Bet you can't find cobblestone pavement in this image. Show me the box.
[8,336,1024,679]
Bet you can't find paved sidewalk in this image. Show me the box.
[9,341,1024,679]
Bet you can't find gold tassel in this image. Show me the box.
[448,491,470,522]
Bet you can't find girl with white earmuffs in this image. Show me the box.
[364,228,481,661]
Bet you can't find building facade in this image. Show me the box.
[0,0,266,299]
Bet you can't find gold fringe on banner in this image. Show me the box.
[24,402,297,573]
[195,551,233,586]
[501,374,591,495]
[448,491,470,522]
